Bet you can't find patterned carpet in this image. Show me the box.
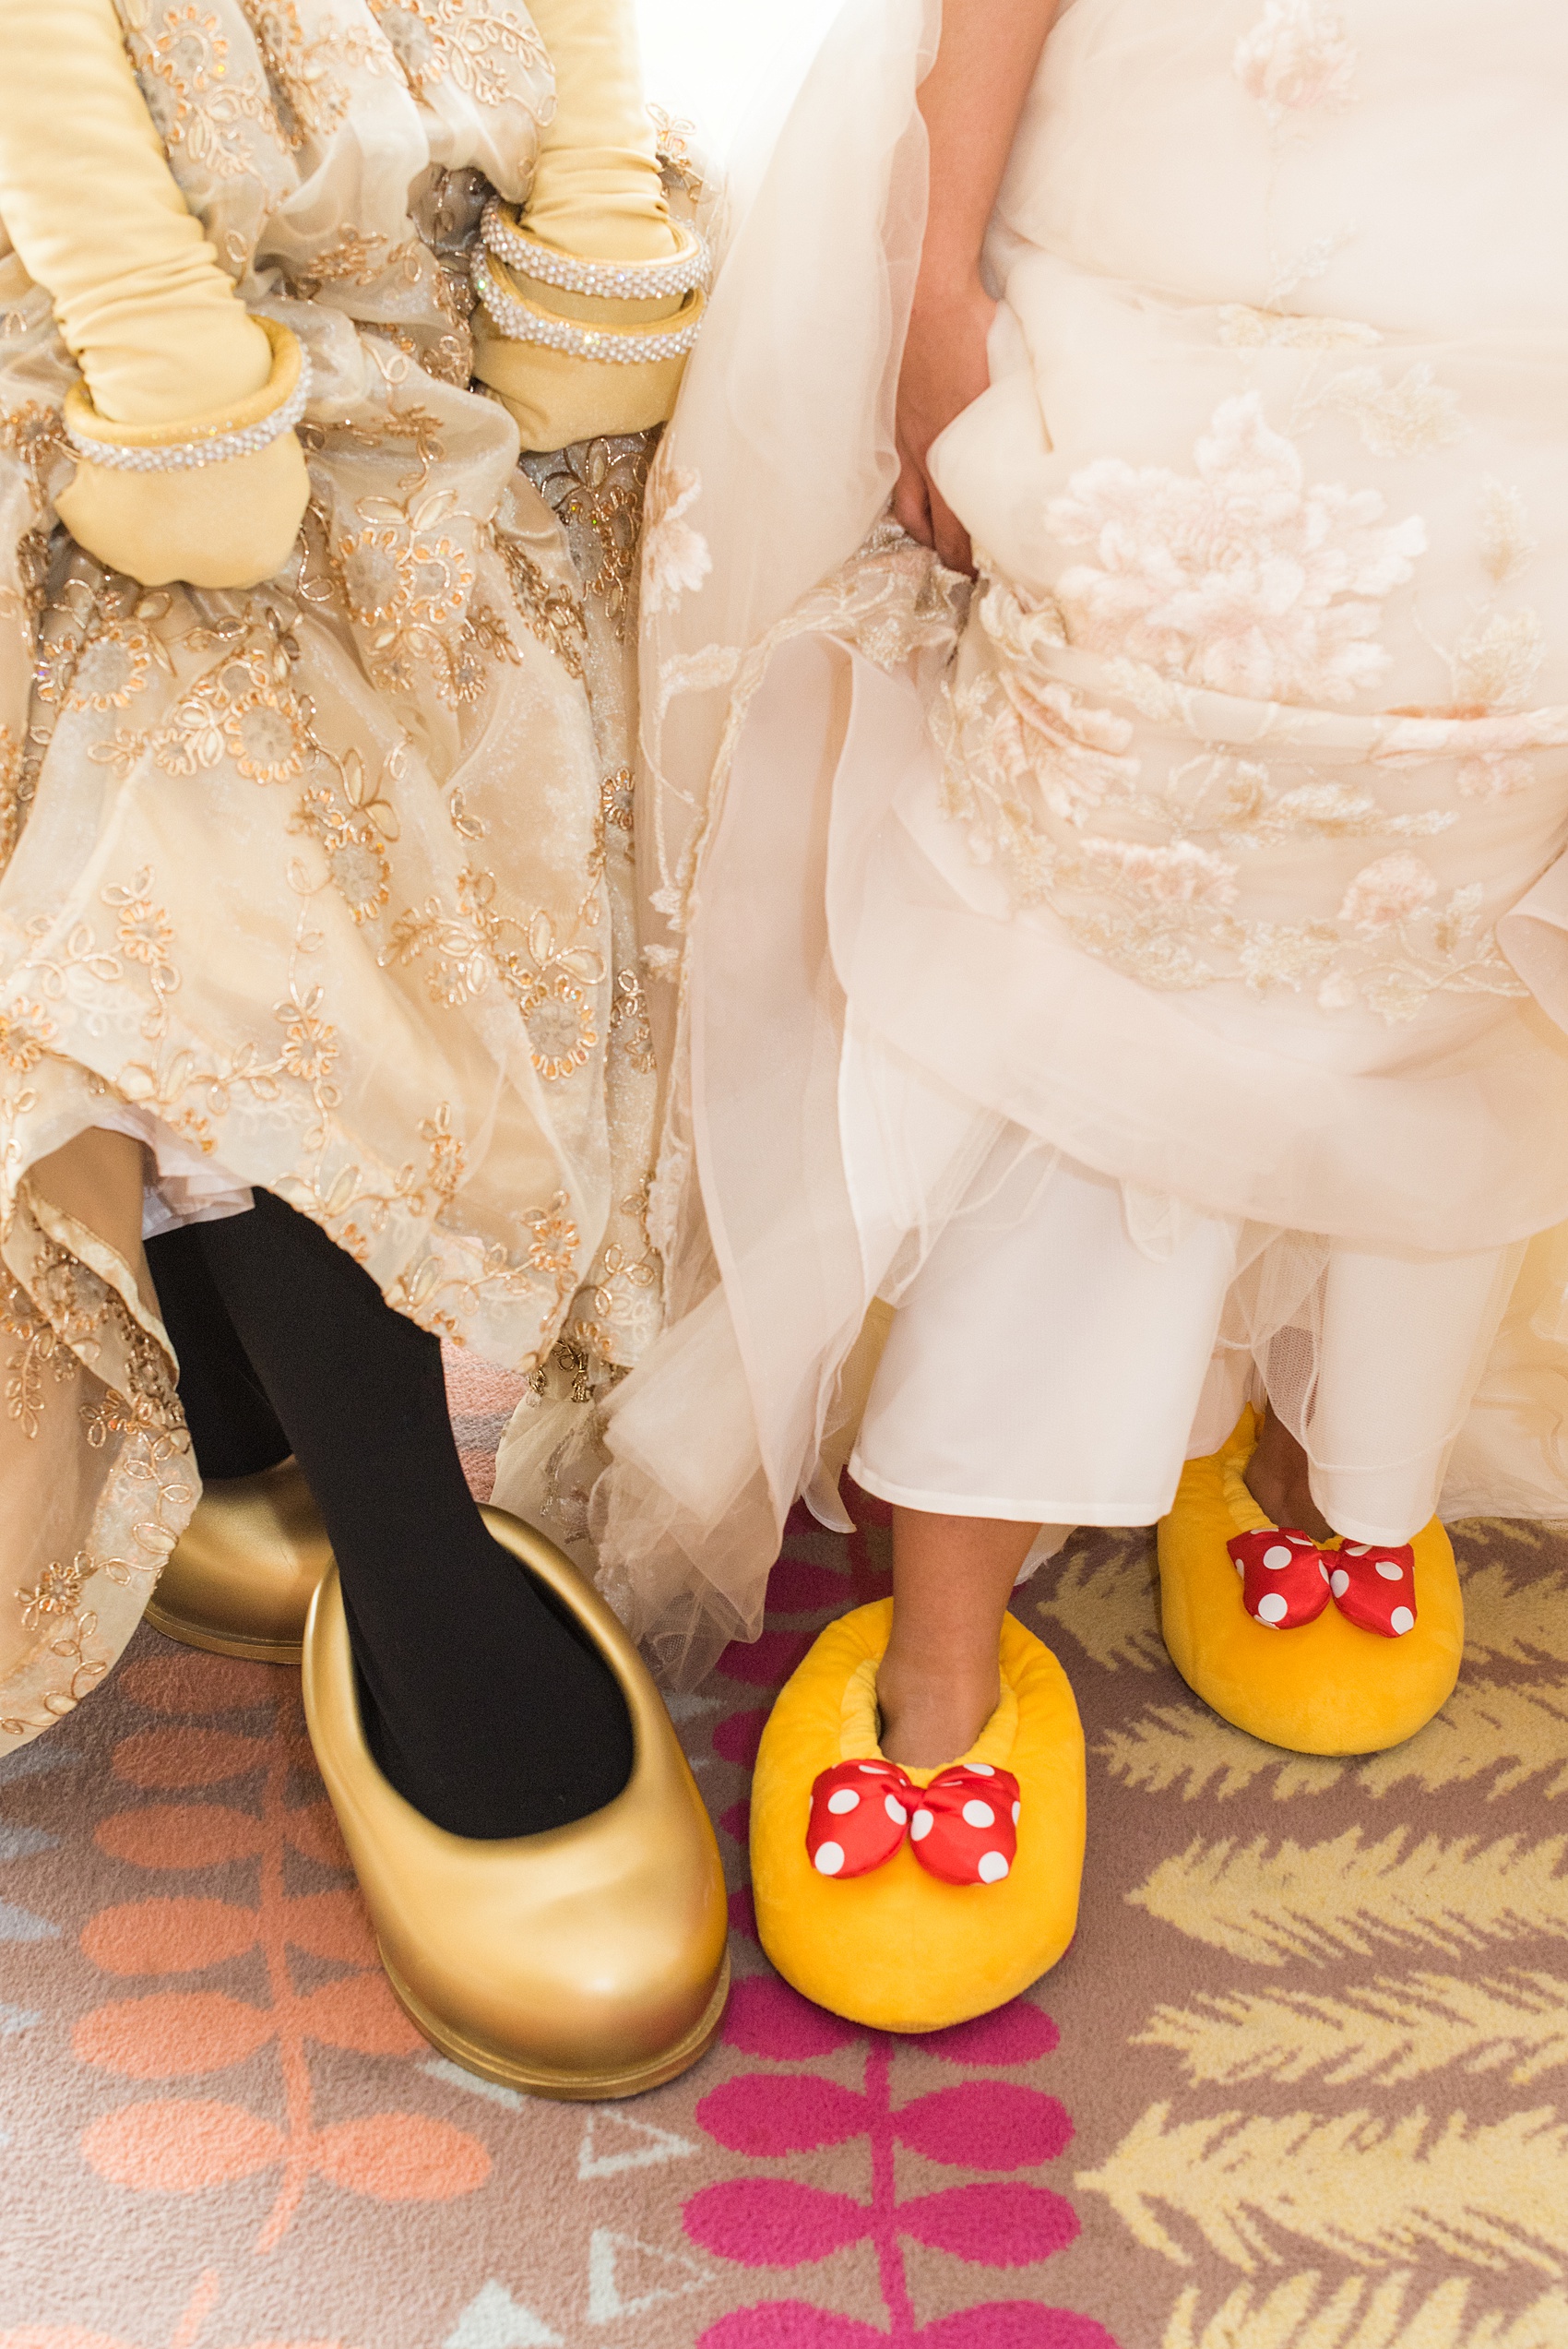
[2,1352,1566,2348]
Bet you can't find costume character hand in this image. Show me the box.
[0,0,309,589]
[471,0,703,451]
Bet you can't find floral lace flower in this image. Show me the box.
[279,1001,339,1083]
[404,535,474,626]
[1234,0,1358,132]
[67,628,151,713]
[641,464,712,617]
[340,531,404,623]
[225,691,305,784]
[1458,755,1536,800]
[525,976,597,1081]
[18,1556,89,1629]
[116,899,175,967]
[1047,394,1425,707]
[0,1002,56,1073]
[1338,853,1438,933]
[1077,837,1240,909]
[138,4,232,137]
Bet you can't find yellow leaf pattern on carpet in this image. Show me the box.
[1032,1531,1166,1673]
[1126,1830,1568,1965]
[1360,1680,1568,1801]
[1098,1706,1347,1803]
[1455,1548,1568,1670]
[1138,1970,1568,2088]
[1162,2271,1568,2349]
[1076,2103,1568,2272]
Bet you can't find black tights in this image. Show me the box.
[145,1196,633,1839]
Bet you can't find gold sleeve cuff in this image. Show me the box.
[471,267,695,453]
[55,319,312,590]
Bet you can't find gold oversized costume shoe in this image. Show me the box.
[146,1456,331,1662]
[751,1599,1085,2033]
[1157,1403,1463,1756]
[302,1508,731,2100]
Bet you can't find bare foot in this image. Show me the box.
[876,1658,998,1771]
[1244,1403,1336,1543]
[874,1506,1036,1768]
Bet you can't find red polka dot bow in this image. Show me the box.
[805,1757,1020,1887]
[1227,1528,1417,1637]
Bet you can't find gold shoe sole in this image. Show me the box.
[142,1598,303,1664]
[382,1941,732,2101]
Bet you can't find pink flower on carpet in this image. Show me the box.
[685,1976,1099,2348]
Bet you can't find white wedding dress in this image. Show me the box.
[496,0,1568,1679]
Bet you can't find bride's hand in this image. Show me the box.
[892,272,996,576]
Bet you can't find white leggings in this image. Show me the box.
[842,1039,1515,1546]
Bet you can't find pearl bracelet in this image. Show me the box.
[471,251,705,365]
[481,197,711,303]
[63,319,311,476]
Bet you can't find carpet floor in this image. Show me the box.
[1,1352,1565,2349]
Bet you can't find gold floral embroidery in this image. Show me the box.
[0,1001,55,1073]
[113,893,177,971]
[89,636,310,787]
[364,0,545,105]
[123,0,271,177]
[286,228,423,298]
[524,973,597,1082]
[298,405,447,498]
[65,624,158,714]
[419,1102,464,1203]
[18,1556,89,1632]
[278,983,340,1088]
[239,0,393,149]
[650,106,705,203]
[303,483,520,710]
[3,1267,81,1441]
[0,727,30,870]
[0,405,70,638]
[384,869,606,1019]
[493,527,587,681]
[226,685,307,783]
[290,745,398,923]
[608,966,655,1075]
[599,766,634,836]
[524,435,658,640]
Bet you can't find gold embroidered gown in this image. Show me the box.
[0,0,667,1748]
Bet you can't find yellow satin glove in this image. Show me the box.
[0,0,309,588]
[527,0,674,265]
[472,0,697,452]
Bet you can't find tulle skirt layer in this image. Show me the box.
[512,620,1568,1686]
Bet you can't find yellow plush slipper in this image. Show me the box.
[1157,1404,1463,1756]
[751,1600,1085,2033]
